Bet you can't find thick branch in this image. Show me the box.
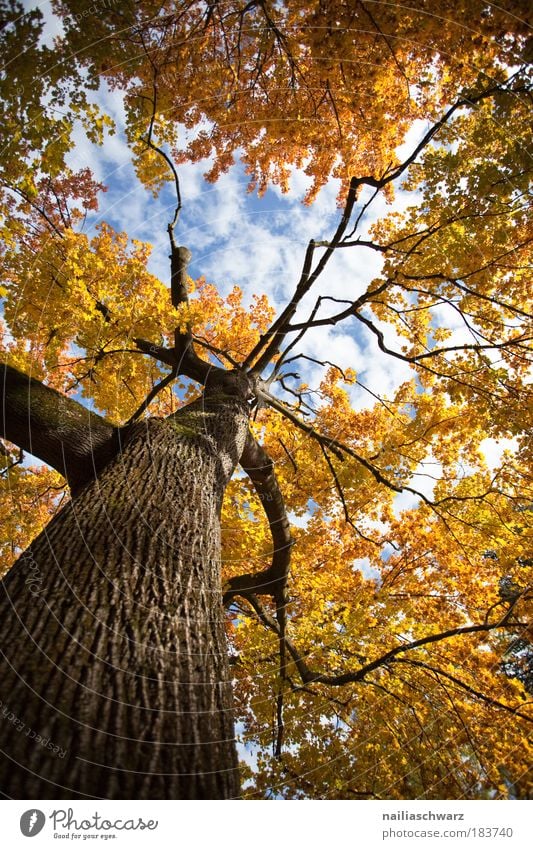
[226,429,295,725]
[170,244,193,352]
[171,246,193,311]
[132,338,176,366]
[1,363,118,494]
[133,336,213,385]
[224,430,293,603]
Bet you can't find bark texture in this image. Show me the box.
[0,363,118,492]
[0,391,249,799]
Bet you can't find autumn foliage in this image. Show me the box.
[1,0,532,799]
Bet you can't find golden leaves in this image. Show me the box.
[1,0,531,800]
[0,441,67,578]
[55,0,531,203]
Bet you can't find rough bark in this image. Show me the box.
[0,389,250,799]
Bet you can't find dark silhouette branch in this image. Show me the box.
[125,368,178,426]
[257,386,410,495]
[224,431,293,604]
[238,593,312,686]
[240,79,523,376]
[353,311,531,364]
[393,658,533,723]
[245,173,362,372]
[132,338,177,367]
[136,41,207,373]
[348,80,524,194]
[139,39,182,247]
[305,609,521,686]
[284,280,390,332]
[317,443,377,545]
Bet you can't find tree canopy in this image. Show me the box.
[1,0,532,799]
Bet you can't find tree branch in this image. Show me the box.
[132,336,213,385]
[306,609,520,686]
[239,79,522,375]
[239,588,528,716]
[392,659,533,723]
[170,244,195,358]
[0,362,119,494]
[256,386,410,495]
[244,173,362,372]
[238,593,312,687]
[224,430,293,604]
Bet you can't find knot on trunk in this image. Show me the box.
[204,368,255,403]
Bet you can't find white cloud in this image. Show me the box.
[392,489,420,515]
[31,1,65,46]
[235,723,259,775]
[287,510,310,529]
[395,119,431,165]
[352,556,381,584]
[54,78,462,429]
[479,437,519,471]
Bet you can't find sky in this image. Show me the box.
[9,2,518,497]
[60,79,515,500]
[5,2,523,791]
[63,75,418,395]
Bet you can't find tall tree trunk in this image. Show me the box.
[0,392,249,799]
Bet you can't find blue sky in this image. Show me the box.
[62,81,514,497]
[64,77,416,391]
[8,2,517,499]
[5,3,522,791]
[28,4,431,411]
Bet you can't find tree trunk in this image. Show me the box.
[0,392,249,799]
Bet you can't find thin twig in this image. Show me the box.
[125,368,177,426]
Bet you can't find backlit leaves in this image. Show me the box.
[1,0,532,799]
[55,0,531,202]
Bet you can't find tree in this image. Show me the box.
[0,0,531,799]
